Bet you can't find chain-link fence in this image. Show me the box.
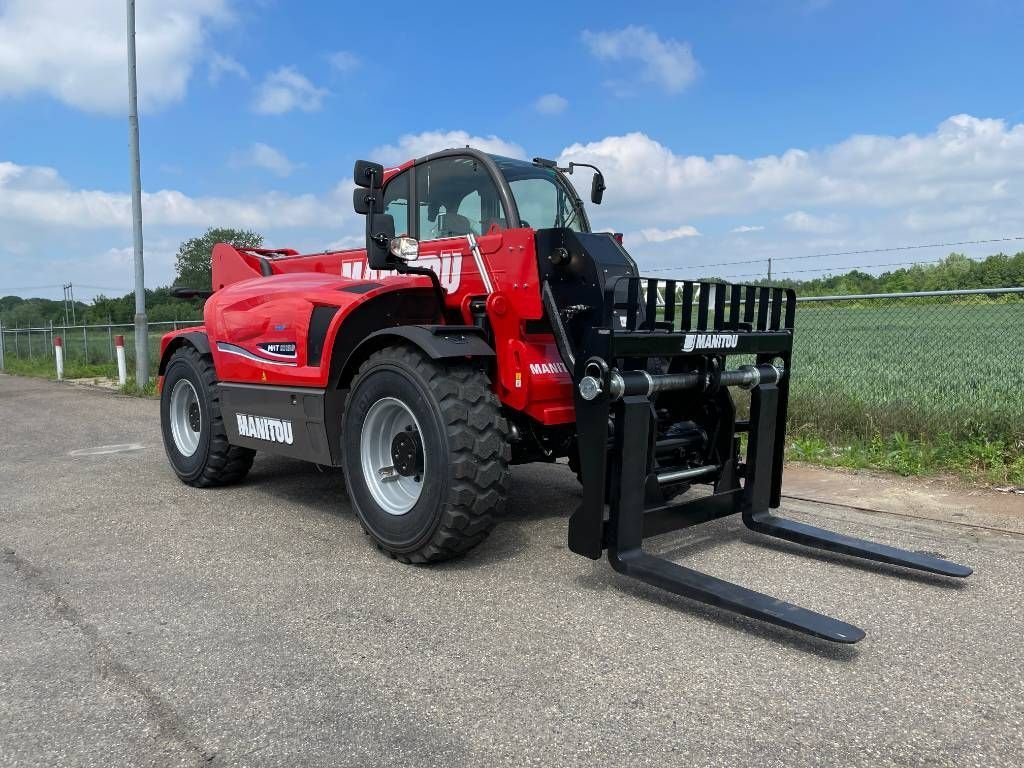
[1,288,1022,442]
[0,319,202,378]
[789,287,1023,442]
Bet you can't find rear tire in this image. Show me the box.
[160,345,255,487]
[342,345,510,563]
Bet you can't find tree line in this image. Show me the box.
[744,251,1024,296]
[3,228,1023,327]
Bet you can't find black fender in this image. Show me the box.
[364,325,494,361]
[323,324,494,467]
[333,324,494,391]
[158,331,211,375]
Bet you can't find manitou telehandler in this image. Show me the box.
[159,149,971,643]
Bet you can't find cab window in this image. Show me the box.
[416,156,507,240]
[382,170,411,236]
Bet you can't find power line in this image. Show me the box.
[649,258,947,281]
[643,234,1024,273]
[704,258,948,281]
[6,284,131,293]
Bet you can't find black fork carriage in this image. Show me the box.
[544,257,971,644]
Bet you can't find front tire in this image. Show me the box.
[342,345,510,563]
[160,345,255,487]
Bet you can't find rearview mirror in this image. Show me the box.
[590,172,606,205]
[366,213,395,270]
[352,187,384,215]
[389,236,419,261]
[353,160,384,189]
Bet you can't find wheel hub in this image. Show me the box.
[390,429,423,478]
[168,378,201,457]
[187,402,201,432]
[360,397,426,515]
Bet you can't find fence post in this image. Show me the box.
[107,318,114,362]
[14,327,19,357]
[82,325,88,364]
[54,336,64,380]
[49,320,54,358]
[27,327,32,358]
[115,335,127,386]
[0,320,5,371]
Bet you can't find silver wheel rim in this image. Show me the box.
[169,379,202,457]
[360,397,425,515]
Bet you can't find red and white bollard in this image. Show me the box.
[115,335,127,386]
[54,336,64,380]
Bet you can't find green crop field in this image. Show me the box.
[789,300,1024,442]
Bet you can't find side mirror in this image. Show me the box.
[590,172,606,205]
[353,160,383,189]
[366,213,396,270]
[352,187,384,215]
[389,236,419,261]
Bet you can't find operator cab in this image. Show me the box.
[400,153,593,240]
[354,149,600,267]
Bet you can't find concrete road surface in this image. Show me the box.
[1,374,1021,767]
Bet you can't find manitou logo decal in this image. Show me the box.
[341,251,463,292]
[236,413,294,445]
[258,342,296,357]
[529,362,569,376]
[682,333,740,352]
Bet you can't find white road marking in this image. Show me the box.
[69,443,145,456]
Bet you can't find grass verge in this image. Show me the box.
[786,428,1024,487]
[119,378,157,397]
[2,357,156,397]
[2,356,116,380]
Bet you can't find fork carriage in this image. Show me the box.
[544,258,971,643]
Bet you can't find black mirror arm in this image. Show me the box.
[568,162,606,205]
[568,161,601,175]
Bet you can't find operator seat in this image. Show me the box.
[435,211,474,237]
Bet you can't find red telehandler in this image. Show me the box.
[159,149,970,643]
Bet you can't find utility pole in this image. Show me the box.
[767,257,772,282]
[126,0,148,384]
[62,283,77,325]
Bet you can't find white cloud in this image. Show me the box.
[731,225,765,233]
[782,211,845,234]
[208,52,248,84]
[0,0,230,114]
[558,116,1024,225]
[230,143,298,177]
[534,93,568,115]
[582,26,699,94]
[328,50,360,73]
[371,130,526,165]
[559,115,1024,277]
[0,160,346,229]
[636,225,701,243]
[324,233,366,251]
[253,66,327,114]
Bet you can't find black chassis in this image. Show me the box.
[539,228,971,644]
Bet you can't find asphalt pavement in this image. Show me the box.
[1,374,1021,767]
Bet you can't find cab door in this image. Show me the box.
[412,155,510,316]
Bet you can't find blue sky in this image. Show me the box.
[2,0,1024,299]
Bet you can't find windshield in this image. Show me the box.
[491,156,588,232]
